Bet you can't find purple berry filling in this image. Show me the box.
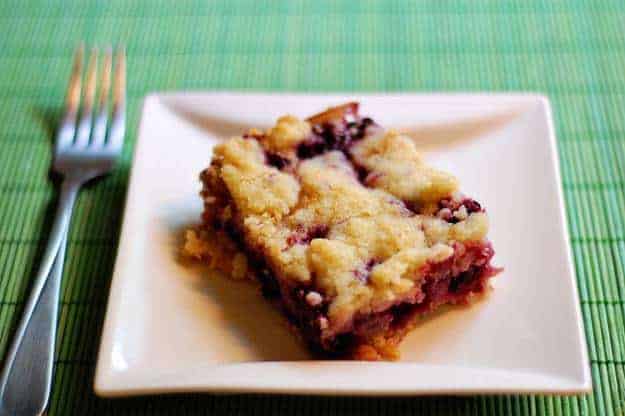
[286,224,330,247]
[296,118,375,159]
[265,151,291,170]
[353,259,379,283]
[462,199,482,213]
[436,197,484,223]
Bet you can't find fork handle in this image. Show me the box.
[0,232,67,416]
[0,179,79,415]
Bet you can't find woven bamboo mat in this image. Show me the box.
[0,1,623,414]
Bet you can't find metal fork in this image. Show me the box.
[0,45,126,415]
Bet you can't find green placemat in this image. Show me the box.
[1,0,624,414]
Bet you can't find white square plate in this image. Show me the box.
[95,93,591,396]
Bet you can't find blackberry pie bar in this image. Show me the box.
[185,103,501,360]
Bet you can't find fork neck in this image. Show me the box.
[55,176,83,213]
[60,176,82,196]
[59,170,91,189]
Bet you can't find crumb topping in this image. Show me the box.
[350,130,458,205]
[193,104,491,334]
[263,115,311,152]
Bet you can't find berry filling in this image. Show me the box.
[436,197,484,223]
[265,151,291,170]
[297,117,375,159]
[286,225,330,247]
[353,259,379,283]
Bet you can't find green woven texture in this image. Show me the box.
[1,0,624,414]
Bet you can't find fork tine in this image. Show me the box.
[55,45,83,151]
[107,46,126,152]
[91,47,112,148]
[74,47,98,148]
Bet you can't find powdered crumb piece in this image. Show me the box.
[305,291,324,306]
[436,207,452,221]
[183,229,251,280]
[453,205,469,221]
